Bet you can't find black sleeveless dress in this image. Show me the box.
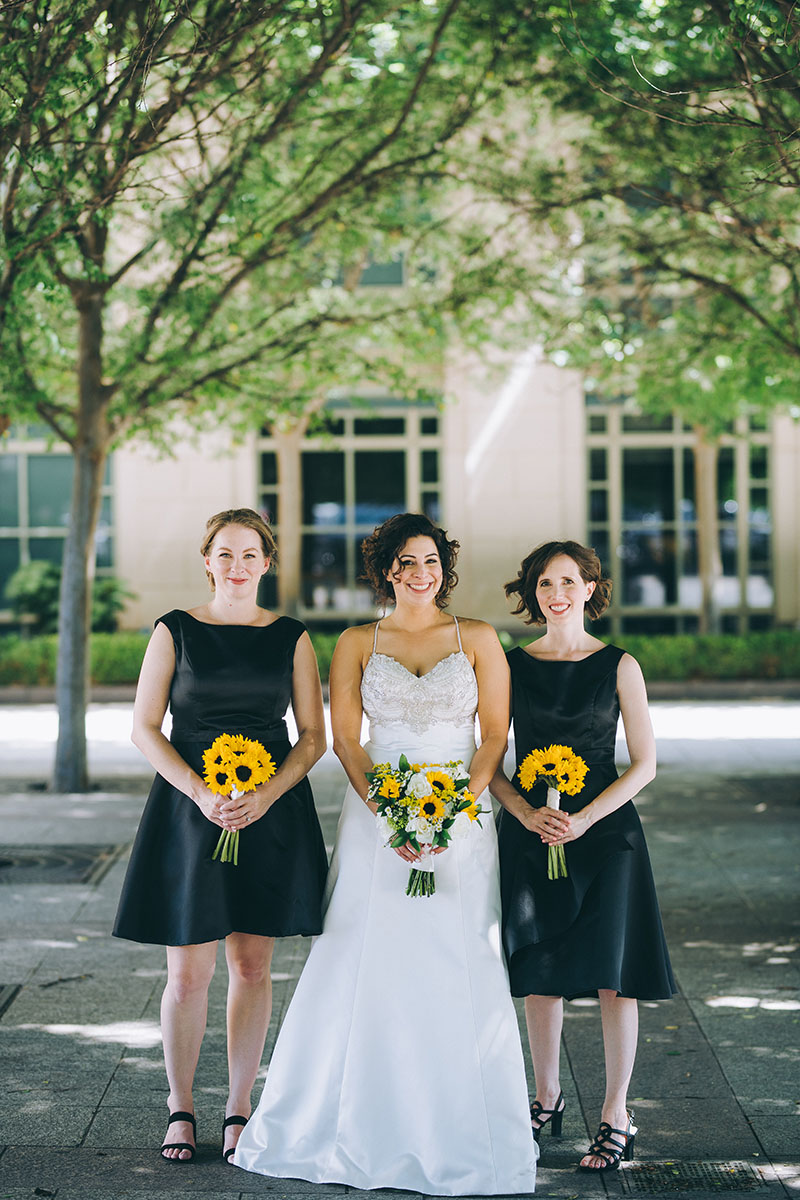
[113,611,328,946]
[496,644,675,1001]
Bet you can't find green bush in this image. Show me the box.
[5,561,135,634]
[0,628,797,689]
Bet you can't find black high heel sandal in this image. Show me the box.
[160,1110,197,1163]
[578,1112,637,1172]
[222,1113,249,1162]
[530,1090,565,1142]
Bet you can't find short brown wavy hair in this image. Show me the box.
[361,513,459,609]
[200,507,277,591]
[505,540,612,625]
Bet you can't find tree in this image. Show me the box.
[0,0,549,790]
[473,0,800,630]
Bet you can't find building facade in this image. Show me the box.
[2,352,799,634]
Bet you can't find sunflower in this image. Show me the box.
[518,744,588,795]
[460,790,481,820]
[418,793,446,824]
[426,769,454,794]
[379,777,401,799]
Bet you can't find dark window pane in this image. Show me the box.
[352,536,378,613]
[421,450,438,484]
[302,533,347,610]
[0,538,21,598]
[29,537,64,564]
[587,528,610,575]
[750,445,768,480]
[302,452,345,526]
[620,614,679,634]
[260,493,278,525]
[588,414,607,433]
[422,492,441,524]
[95,536,113,570]
[622,448,674,522]
[750,488,770,522]
[261,452,278,486]
[749,413,769,431]
[257,572,278,609]
[589,448,607,482]
[682,448,696,520]
[421,417,439,435]
[717,447,736,521]
[0,456,19,524]
[353,418,405,436]
[354,450,405,524]
[620,528,677,605]
[589,489,608,522]
[621,413,672,432]
[719,526,737,576]
[29,455,73,526]
[358,256,404,286]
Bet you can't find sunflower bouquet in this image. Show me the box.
[367,754,485,898]
[202,733,276,865]
[517,744,589,880]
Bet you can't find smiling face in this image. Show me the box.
[535,554,596,623]
[204,523,270,597]
[387,536,443,607]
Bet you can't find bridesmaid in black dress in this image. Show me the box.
[491,540,674,1173]
[113,508,328,1164]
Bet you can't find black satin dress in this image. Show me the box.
[113,611,328,946]
[496,644,675,1001]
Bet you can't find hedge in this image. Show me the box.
[0,628,797,688]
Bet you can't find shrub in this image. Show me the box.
[5,562,135,634]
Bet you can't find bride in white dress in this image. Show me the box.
[234,514,537,1195]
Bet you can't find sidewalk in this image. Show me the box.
[0,700,798,1200]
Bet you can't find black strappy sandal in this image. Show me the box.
[160,1110,196,1163]
[578,1112,637,1172]
[530,1090,566,1142]
[222,1113,248,1162]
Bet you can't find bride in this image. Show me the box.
[234,513,537,1195]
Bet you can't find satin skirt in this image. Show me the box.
[234,727,537,1195]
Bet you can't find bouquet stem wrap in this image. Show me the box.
[202,734,276,868]
[545,785,567,880]
[406,846,436,897]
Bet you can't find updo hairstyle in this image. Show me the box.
[200,507,277,591]
[505,539,612,625]
[361,512,459,610]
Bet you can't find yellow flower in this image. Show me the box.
[461,790,481,820]
[426,769,453,794]
[202,734,274,795]
[518,744,588,796]
[379,777,401,799]
[419,794,446,823]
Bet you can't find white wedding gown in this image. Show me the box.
[235,620,537,1195]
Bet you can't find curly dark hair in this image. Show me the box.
[361,513,459,609]
[504,539,612,625]
[200,507,277,592]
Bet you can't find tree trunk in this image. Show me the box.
[693,426,722,635]
[53,291,111,792]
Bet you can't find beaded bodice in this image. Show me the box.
[361,649,478,737]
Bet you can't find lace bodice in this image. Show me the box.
[361,649,479,738]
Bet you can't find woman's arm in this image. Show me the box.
[330,625,374,806]
[559,652,656,845]
[220,630,327,829]
[131,621,225,827]
[465,621,511,798]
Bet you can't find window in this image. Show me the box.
[0,429,114,609]
[256,404,443,619]
[587,407,773,633]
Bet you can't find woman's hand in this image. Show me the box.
[190,783,231,829]
[549,809,592,845]
[217,782,278,830]
[520,804,572,843]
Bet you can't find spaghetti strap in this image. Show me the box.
[453,615,463,652]
[372,621,381,653]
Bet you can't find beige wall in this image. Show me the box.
[115,428,257,630]
[443,347,585,627]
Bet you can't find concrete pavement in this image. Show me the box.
[0,698,798,1199]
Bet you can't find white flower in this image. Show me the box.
[407,772,433,799]
[450,811,473,841]
[408,816,435,843]
[376,815,394,843]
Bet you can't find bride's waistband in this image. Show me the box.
[365,737,476,767]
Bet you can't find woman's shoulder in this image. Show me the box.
[453,616,505,656]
